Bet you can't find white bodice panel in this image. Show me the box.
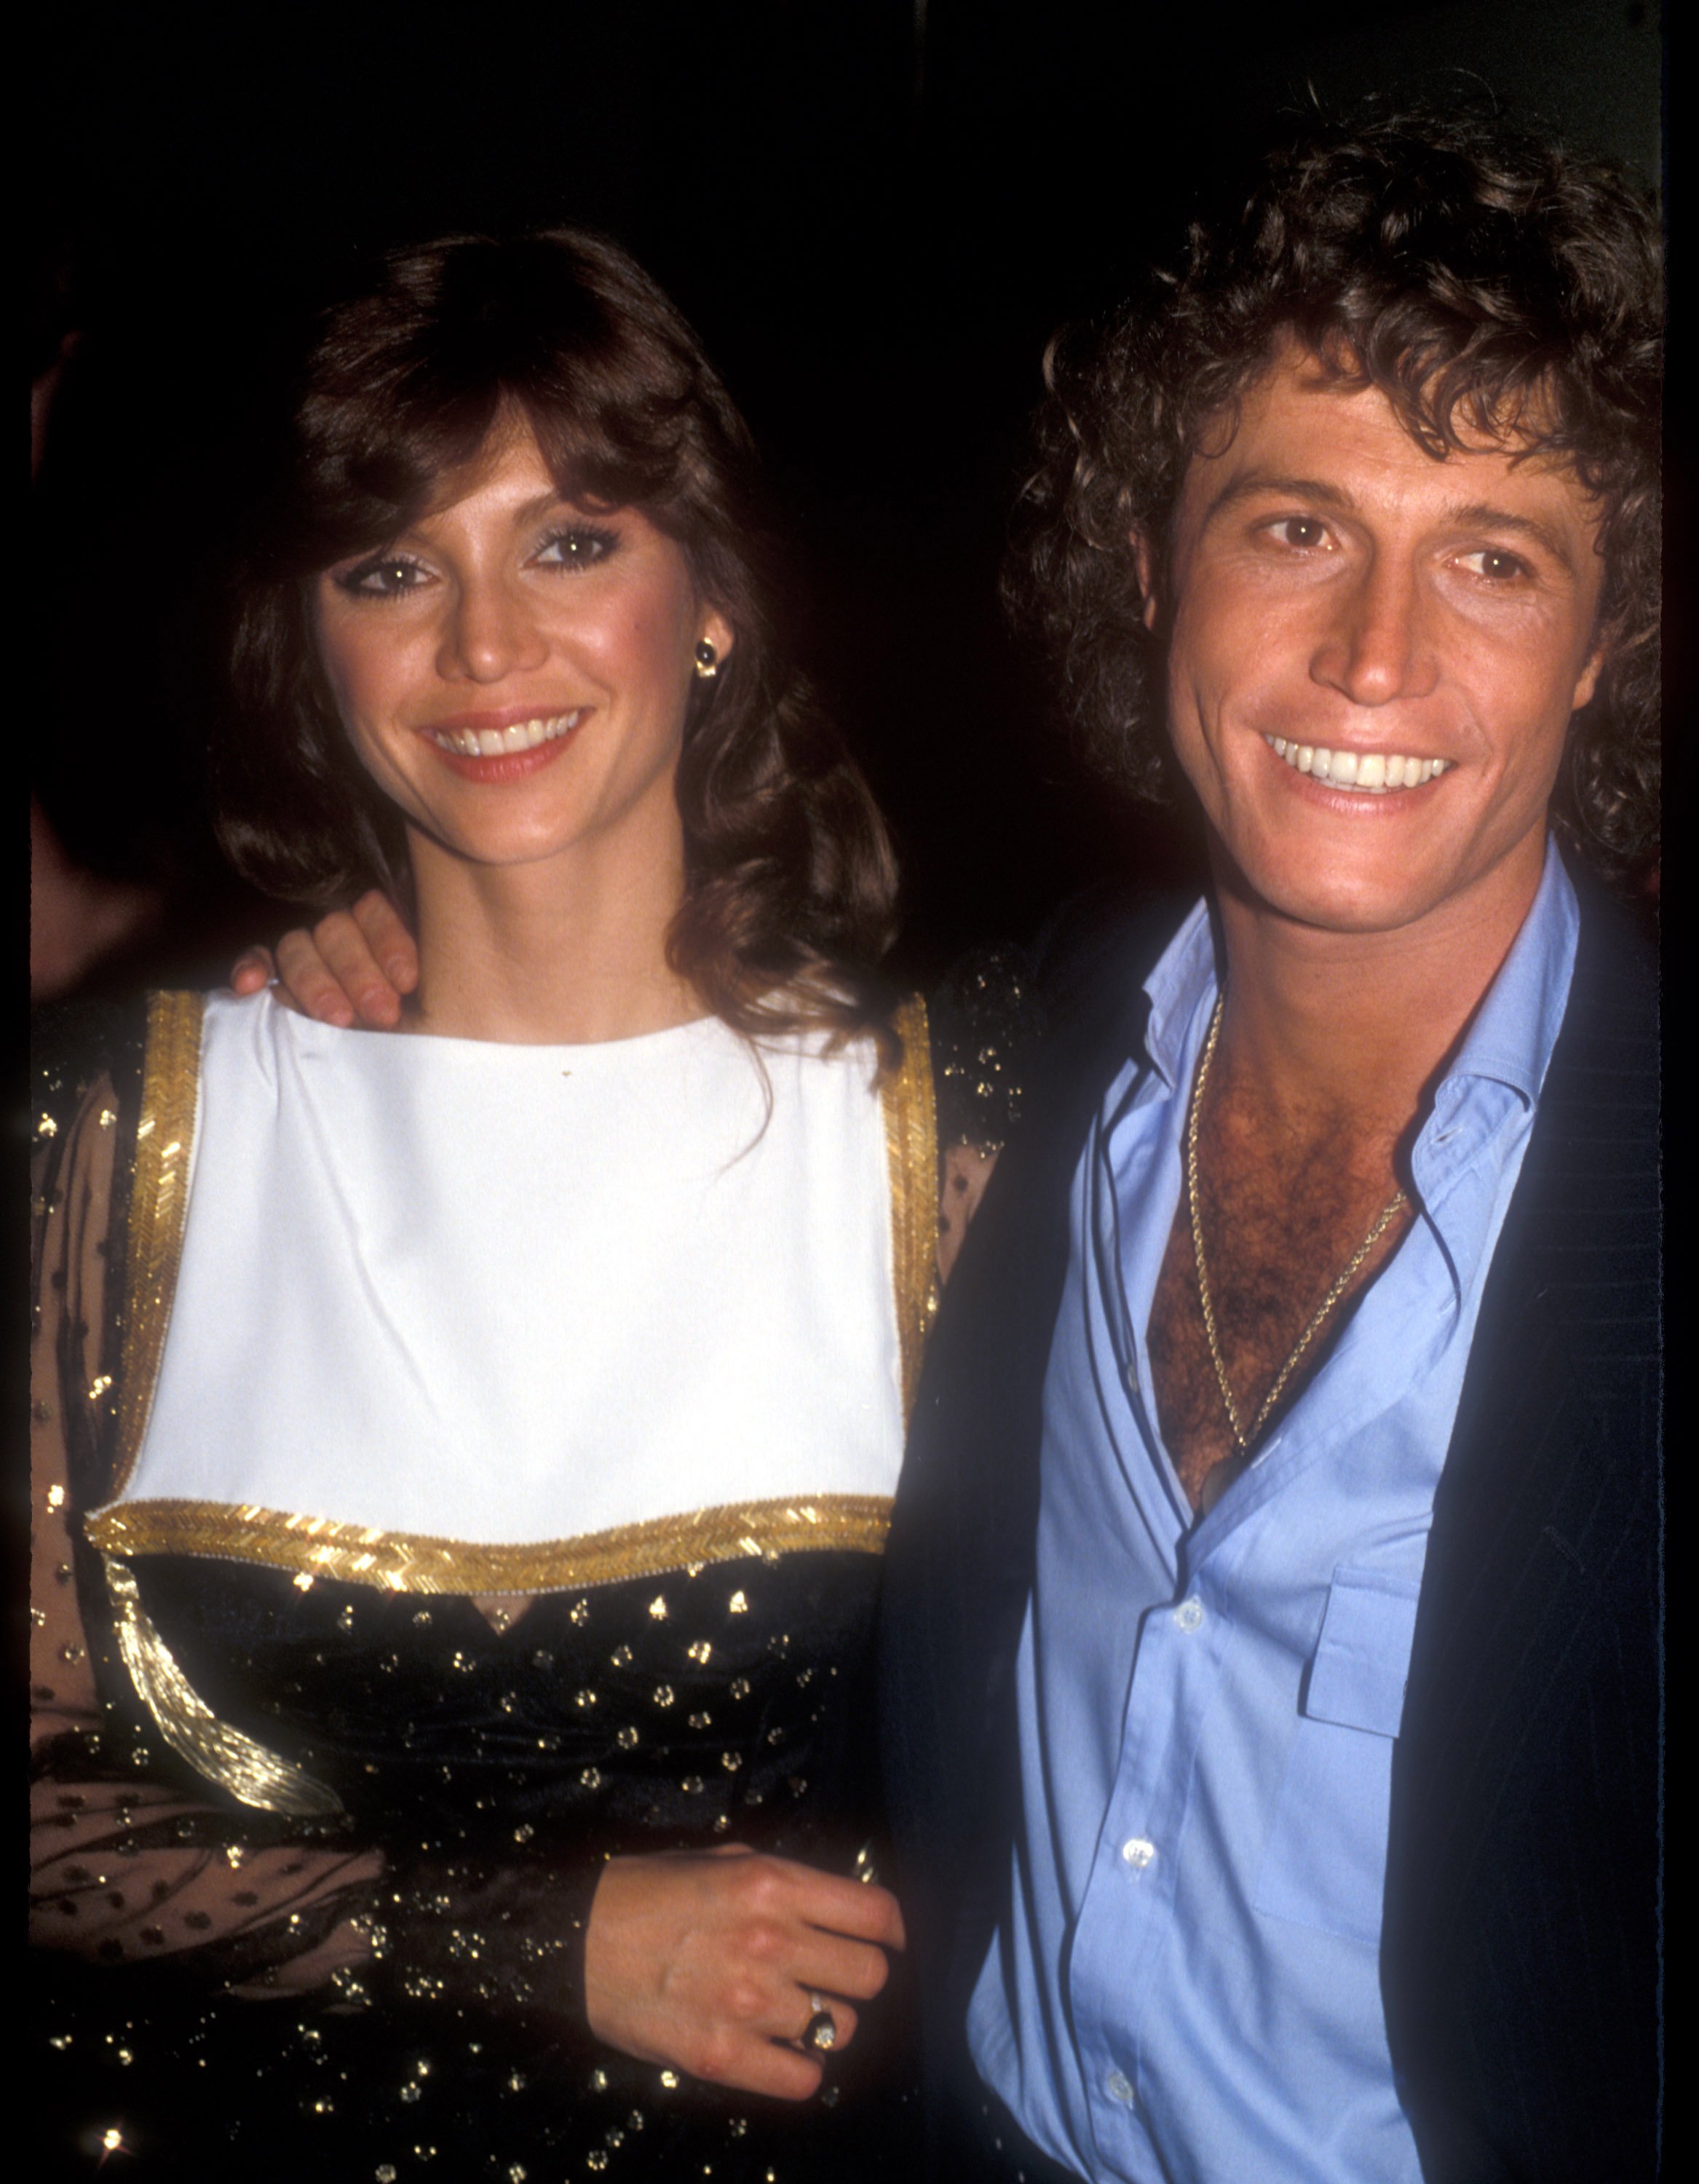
[115,992,903,1545]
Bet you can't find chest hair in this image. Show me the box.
[1147,1094,1413,1513]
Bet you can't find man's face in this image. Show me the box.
[1147,344,1607,943]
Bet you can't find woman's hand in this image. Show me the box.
[584,1843,905,2100]
[229,890,419,1028]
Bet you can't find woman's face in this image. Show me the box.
[312,423,733,885]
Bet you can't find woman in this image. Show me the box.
[31,228,1005,2181]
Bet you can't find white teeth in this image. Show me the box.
[428,710,584,758]
[1265,737,1449,792]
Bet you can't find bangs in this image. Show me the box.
[277,231,710,572]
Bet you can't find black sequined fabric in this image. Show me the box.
[929,946,1044,1157]
[36,1550,917,2182]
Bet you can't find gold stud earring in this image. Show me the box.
[693,640,719,681]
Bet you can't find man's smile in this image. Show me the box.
[1262,735,1454,793]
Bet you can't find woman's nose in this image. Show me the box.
[1309,556,1438,708]
[435,576,549,684]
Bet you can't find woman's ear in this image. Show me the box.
[700,608,736,665]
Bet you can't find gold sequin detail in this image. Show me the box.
[728,1591,748,1615]
[687,1639,712,1664]
[101,1556,343,1816]
[84,1495,892,1594]
[110,992,203,1497]
[47,1482,66,1511]
[882,994,940,1421]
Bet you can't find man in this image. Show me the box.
[878,106,1661,2183]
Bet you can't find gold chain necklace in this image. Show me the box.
[1186,996,1409,1456]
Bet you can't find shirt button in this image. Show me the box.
[1105,2069,1136,2108]
[1173,1597,1204,1632]
[1120,1836,1157,1870]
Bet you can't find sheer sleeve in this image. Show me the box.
[29,1069,381,1995]
[29,1053,605,2026]
[927,947,1045,1285]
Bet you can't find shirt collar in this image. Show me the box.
[1140,900,1218,1093]
[1431,835,1578,1115]
[1138,839,1577,1116]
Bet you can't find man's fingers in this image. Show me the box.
[229,946,277,996]
[351,890,420,994]
[273,930,358,1026]
[312,911,403,1028]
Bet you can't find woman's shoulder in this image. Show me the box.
[31,992,155,1142]
[924,944,1046,1158]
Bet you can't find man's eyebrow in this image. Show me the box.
[1199,474,1581,573]
[1200,472,1361,524]
[1439,502,1579,574]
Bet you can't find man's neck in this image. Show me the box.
[1208,840,1550,1142]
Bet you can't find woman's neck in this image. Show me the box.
[405,834,702,1045]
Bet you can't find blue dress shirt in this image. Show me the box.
[967,842,1580,2183]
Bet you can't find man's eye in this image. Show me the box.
[535,526,617,570]
[335,555,429,598]
[1458,547,1530,582]
[1269,517,1328,550]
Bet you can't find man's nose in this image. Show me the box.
[436,576,549,684]
[1309,555,1438,707]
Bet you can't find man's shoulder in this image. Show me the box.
[1562,867,1658,1056]
[1026,879,1196,1023]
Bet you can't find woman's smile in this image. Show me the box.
[419,704,589,776]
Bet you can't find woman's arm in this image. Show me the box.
[30,1076,382,1994]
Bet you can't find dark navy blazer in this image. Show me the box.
[879,873,1660,2183]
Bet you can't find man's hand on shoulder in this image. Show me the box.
[229,891,419,1029]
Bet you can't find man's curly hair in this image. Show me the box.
[1006,101,1663,886]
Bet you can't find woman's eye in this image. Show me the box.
[535,526,617,570]
[335,555,429,598]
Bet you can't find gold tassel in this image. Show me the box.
[104,1554,344,1818]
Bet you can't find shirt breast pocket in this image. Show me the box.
[1252,1568,1422,1948]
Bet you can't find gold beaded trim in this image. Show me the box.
[85,1492,895,1594]
[882,995,940,1421]
[111,992,204,1499]
[103,1553,344,1816]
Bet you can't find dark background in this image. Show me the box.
[31,0,1663,992]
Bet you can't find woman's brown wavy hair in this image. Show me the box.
[1007,101,1663,887]
[215,229,900,1055]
